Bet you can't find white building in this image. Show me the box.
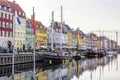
[48,22,68,50]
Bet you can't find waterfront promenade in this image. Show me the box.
[0,53,43,66]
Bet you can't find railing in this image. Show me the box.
[0,53,42,66]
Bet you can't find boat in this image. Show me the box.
[106,50,118,57]
[42,51,72,63]
[85,49,104,58]
[71,51,86,60]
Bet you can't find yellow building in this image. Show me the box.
[9,1,26,51]
[35,21,47,49]
[76,33,81,47]
[68,32,72,47]
[14,14,26,51]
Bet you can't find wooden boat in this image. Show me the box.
[85,49,104,58]
[70,51,86,60]
[42,51,72,63]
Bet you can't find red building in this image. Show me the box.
[0,0,13,49]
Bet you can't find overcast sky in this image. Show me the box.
[9,0,120,44]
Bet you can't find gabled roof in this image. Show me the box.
[26,18,47,30]
[75,27,85,38]
[64,24,72,32]
[7,1,24,12]
[73,31,78,36]
[7,1,26,18]
[0,0,10,7]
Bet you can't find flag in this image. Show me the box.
[32,7,36,35]
[15,11,22,29]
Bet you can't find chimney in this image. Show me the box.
[13,0,16,3]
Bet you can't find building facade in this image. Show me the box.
[8,1,26,51]
[36,21,47,49]
[0,0,13,50]
[26,19,34,51]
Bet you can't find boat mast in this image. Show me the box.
[60,6,63,51]
[51,11,54,51]
[116,31,118,49]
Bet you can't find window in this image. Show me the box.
[2,31,5,37]
[1,6,4,10]
[6,22,9,28]
[40,25,42,28]
[3,13,5,18]
[10,23,12,29]
[9,8,11,11]
[23,13,25,16]
[0,21,1,27]
[0,12,1,18]
[6,31,8,37]
[29,22,32,27]
[4,6,6,10]
[19,11,21,15]
[10,32,12,37]
[2,22,5,28]
[7,14,9,19]
[36,24,39,28]
[0,30,1,36]
[26,21,29,26]
[10,15,12,20]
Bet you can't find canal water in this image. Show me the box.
[0,54,120,80]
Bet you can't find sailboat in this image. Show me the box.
[42,7,72,63]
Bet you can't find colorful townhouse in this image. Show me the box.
[35,20,47,49]
[48,22,68,50]
[63,24,72,48]
[75,28,86,50]
[8,1,26,51]
[26,18,34,51]
[89,33,98,50]
[0,0,13,50]
[72,31,77,49]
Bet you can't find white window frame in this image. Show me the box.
[0,12,1,18]
[0,30,1,36]
[10,15,12,20]
[2,31,5,37]
[6,22,9,28]
[10,32,12,37]
[2,21,5,28]
[0,21,1,27]
[6,31,8,37]
[10,23,12,29]
[7,14,9,19]
[3,13,5,18]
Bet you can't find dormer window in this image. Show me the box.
[4,6,6,10]
[9,8,11,11]
[0,5,1,9]
[29,22,32,27]
[1,5,4,10]
[19,11,21,15]
[23,13,25,16]
[40,25,42,29]
[7,7,11,11]
[26,21,29,27]
[36,24,39,28]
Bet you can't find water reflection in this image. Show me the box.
[0,54,119,80]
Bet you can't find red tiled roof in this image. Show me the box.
[7,1,26,18]
[73,31,78,35]
[0,0,10,7]
[7,1,24,12]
